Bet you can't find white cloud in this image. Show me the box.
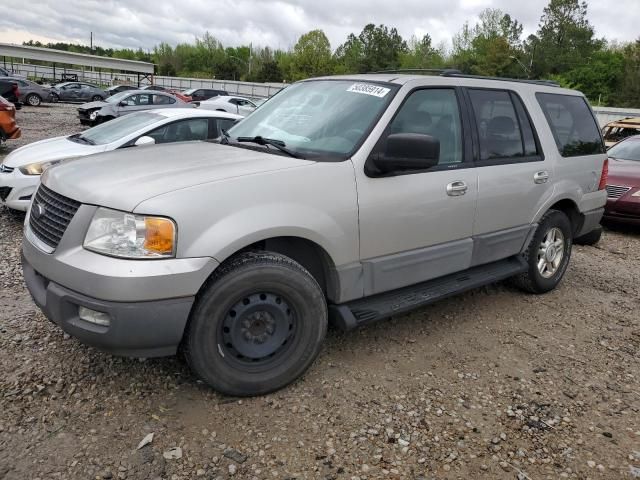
[0,0,637,53]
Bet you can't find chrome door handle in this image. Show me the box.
[534,171,549,184]
[446,181,468,196]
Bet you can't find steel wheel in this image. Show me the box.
[537,227,565,278]
[220,292,296,367]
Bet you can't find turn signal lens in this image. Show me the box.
[144,218,175,255]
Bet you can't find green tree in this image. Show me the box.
[399,34,445,69]
[528,0,602,77]
[451,9,525,77]
[335,24,407,73]
[288,30,333,80]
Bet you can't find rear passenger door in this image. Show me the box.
[466,88,552,266]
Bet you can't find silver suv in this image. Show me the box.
[22,73,607,396]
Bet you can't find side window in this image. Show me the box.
[121,94,138,106]
[215,118,237,137]
[388,88,463,165]
[146,119,210,144]
[468,89,539,161]
[536,93,604,157]
[68,83,80,90]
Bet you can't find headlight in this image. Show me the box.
[84,207,176,259]
[19,160,62,175]
[89,110,99,120]
[632,190,640,197]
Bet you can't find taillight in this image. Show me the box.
[598,158,609,191]
[12,84,20,98]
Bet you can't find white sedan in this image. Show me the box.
[197,95,262,117]
[0,108,241,211]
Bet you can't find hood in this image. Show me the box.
[2,136,104,168]
[42,142,314,212]
[79,100,108,110]
[607,158,640,187]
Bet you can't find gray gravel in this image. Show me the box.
[0,104,639,479]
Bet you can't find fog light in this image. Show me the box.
[78,306,111,327]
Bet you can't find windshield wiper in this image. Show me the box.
[236,136,300,158]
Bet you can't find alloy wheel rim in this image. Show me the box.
[28,95,39,106]
[537,227,565,278]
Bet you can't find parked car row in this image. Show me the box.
[0,108,240,209]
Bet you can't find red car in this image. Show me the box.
[604,135,640,225]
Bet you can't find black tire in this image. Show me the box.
[91,95,103,102]
[575,225,602,246]
[25,93,42,106]
[512,210,573,294]
[51,93,59,103]
[183,251,327,396]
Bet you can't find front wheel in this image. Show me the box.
[183,251,328,396]
[50,93,59,103]
[26,94,42,106]
[512,210,573,294]
[91,95,103,102]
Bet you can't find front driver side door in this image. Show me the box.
[356,87,478,296]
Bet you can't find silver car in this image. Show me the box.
[77,90,191,125]
[5,77,53,106]
[198,95,259,116]
[22,74,606,397]
[51,82,106,103]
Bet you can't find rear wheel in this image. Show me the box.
[184,251,327,396]
[25,94,42,106]
[513,210,573,294]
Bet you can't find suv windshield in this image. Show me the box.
[72,112,162,145]
[227,80,399,159]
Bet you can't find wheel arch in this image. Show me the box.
[212,235,341,302]
[546,198,583,236]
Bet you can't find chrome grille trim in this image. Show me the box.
[28,184,81,250]
[605,184,631,199]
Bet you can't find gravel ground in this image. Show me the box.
[0,104,639,480]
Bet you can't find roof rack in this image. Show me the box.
[369,68,560,88]
[372,68,462,75]
[439,71,560,87]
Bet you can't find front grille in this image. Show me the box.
[0,164,14,173]
[0,186,11,201]
[606,184,631,199]
[29,184,80,249]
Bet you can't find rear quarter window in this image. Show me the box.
[536,93,604,157]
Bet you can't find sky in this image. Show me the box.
[0,0,638,53]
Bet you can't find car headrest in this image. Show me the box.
[487,116,515,136]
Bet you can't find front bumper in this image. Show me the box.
[0,167,38,211]
[23,254,194,357]
[604,195,640,224]
[21,202,220,357]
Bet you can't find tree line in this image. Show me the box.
[23,0,640,108]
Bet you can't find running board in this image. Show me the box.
[329,256,527,330]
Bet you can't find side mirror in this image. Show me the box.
[134,136,155,146]
[373,133,440,174]
[119,101,128,107]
